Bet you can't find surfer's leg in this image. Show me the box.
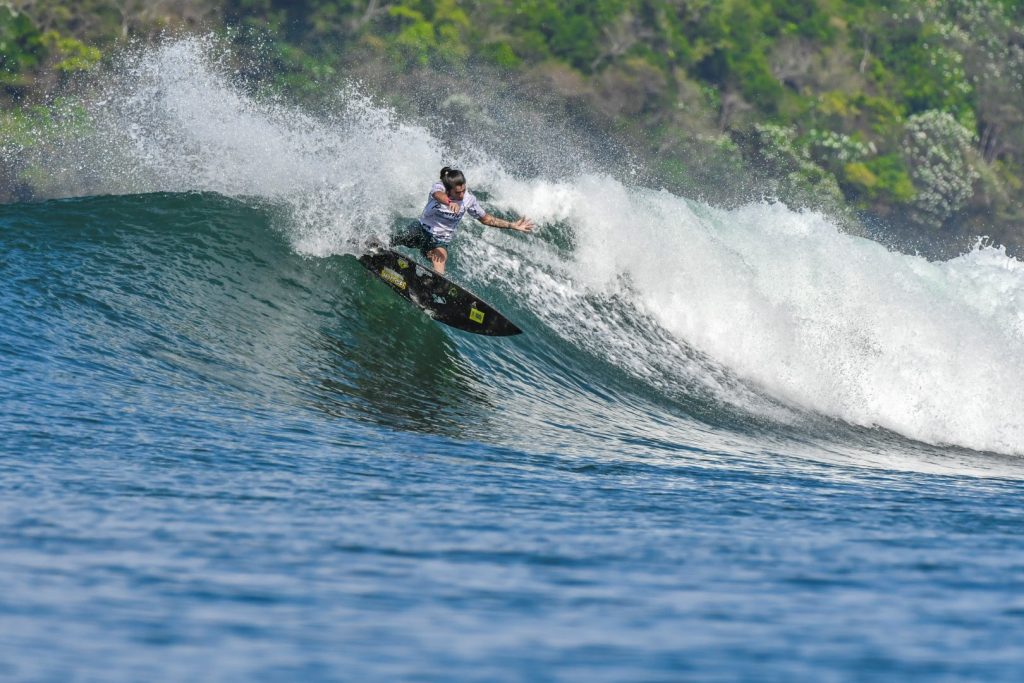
[426,246,448,274]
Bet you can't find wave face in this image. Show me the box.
[5,36,1024,682]
[14,36,1024,458]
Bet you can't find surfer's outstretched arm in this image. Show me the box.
[479,213,536,233]
[432,189,461,213]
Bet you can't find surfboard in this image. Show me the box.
[358,248,522,336]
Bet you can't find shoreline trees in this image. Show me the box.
[3,0,1024,253]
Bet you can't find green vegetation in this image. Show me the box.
[3,0,1024,252]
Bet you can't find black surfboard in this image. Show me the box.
[358,249,522,336]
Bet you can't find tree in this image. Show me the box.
[902,109,980,227]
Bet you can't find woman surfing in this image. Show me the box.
[393,167,535,275]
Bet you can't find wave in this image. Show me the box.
[7,35,1024,459]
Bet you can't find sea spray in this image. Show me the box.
[486,178,1024,454]
[16,35,445,254]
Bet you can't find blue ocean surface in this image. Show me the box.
[3,191,1024,682]
[4,38,1024,682]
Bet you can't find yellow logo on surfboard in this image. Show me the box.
[469,306,485,324]
[379,267,407,290]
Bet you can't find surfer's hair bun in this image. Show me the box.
[440,167,466,190]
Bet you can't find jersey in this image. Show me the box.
[418,181,486,242]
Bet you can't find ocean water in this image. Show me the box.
[3,37,1024,682]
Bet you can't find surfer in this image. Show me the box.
[392,167,536,275]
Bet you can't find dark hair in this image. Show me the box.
[440,166,466,191]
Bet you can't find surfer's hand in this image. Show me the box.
[511,217,536,232]
[446,201,461,213]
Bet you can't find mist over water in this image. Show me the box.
[16,34,1024,458]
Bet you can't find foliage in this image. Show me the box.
[861,154,916,204]
[1,6,45,89]
[39,31,102,73]
[902,109,980,225]
[3,0,1024,251]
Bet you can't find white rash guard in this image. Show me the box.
[418,181,487,242]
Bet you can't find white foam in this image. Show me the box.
[508,176,1024,455]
